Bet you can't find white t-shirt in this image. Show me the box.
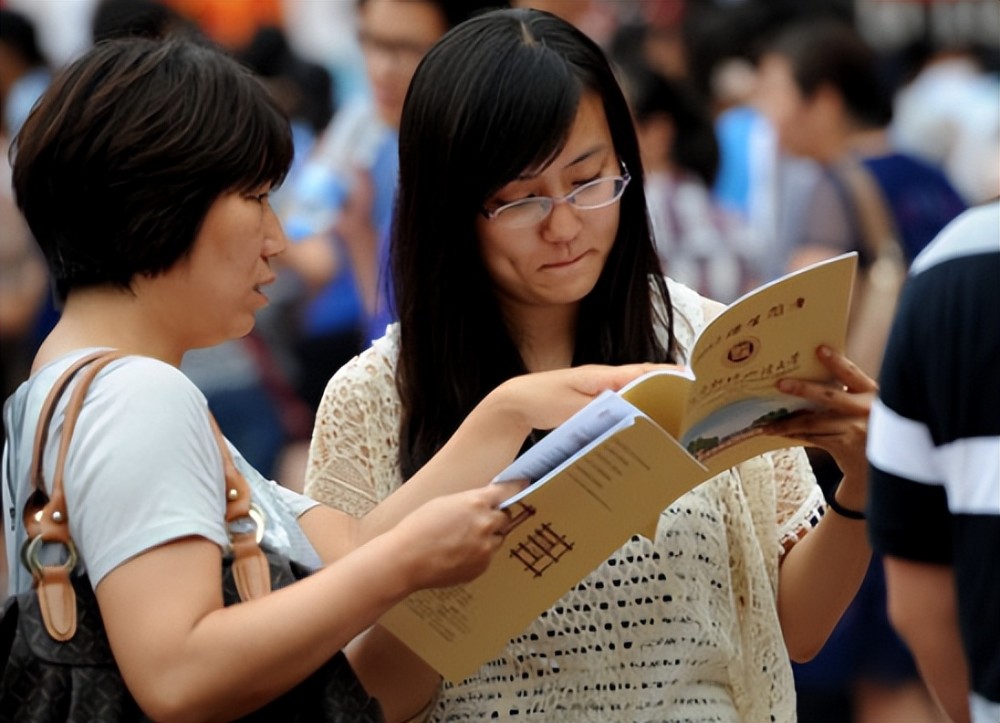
[3,349,320,596]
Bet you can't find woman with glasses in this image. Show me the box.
[305,8,877,721]
[3,33,663,722]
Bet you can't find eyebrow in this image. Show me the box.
[515,144,608,181]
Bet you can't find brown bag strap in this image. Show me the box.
[834,155,905,270]
[207,413,272,601]
[22,350,271,642]
[23,350,123,641]
[24,350,122,540]
[834,156,908,377]
[26,350,111,510]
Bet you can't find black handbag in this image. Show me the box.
[0,350,384,722]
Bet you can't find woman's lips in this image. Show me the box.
[542,251,589,270]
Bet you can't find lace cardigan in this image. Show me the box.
[304,279,825,722]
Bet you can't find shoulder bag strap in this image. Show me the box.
[834,155,905,269]
[833,156,908,377]
[23,350,123,641]
[208,413,272,602]
[22,351,270,643]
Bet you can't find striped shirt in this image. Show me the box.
[867,201,1000,721]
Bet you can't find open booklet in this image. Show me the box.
[380,252,858,682]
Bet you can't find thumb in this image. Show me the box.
[484,478,529,507]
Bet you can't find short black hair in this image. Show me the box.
[11,37,293,302]
[767,19,892,128]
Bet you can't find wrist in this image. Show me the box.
[371,530,427,602]
[481,379,534,441]
[826,484,866,520]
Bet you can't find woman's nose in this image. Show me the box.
[263,203,289,256]
[540,198,582,243]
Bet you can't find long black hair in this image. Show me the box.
[393,8,675,479]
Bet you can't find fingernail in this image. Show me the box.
[818,345,832,358]
[778,379,795,392]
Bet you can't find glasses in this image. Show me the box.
[481,162,631,228]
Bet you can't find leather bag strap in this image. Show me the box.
[24,350,121,539]
[833,156,908,378]
[24,350,123,641]
[208,414,271,601]
[835,155,901,263]
[22,350,271,642]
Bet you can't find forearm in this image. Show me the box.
[776,473,871,661]
[102,535,415,722]
[346,625,441,723]
[357,385,531,543]
[884,558,971,723]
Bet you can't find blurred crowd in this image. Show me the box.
[1,1,997,721]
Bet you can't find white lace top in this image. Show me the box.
[305,279,825,722]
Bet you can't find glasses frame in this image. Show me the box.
[480,161,631,228]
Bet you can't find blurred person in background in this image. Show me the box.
[0,7,51,435]
[278,0,508,418]
[159,0,283,50]
[756,18,966,375]
[91,0,193,42]
[0,9,55,598]
[239,24,335,182]
[891,42,1000,207]
[756,17,965,723]
[684,2,834,290]
[621,62,753,303]
[0,8,51,140]
[510,0,619,47]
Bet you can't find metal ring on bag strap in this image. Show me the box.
[20,349,271,604]
[20,350,123,641]
[21,351,124,576]
[20,350,121,576]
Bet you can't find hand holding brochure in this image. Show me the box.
[380,253,858,682]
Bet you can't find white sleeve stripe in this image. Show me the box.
[867,398,939,484]
[869,400,1000,515]
[937,436,1000,515]
[910,203,1000,274]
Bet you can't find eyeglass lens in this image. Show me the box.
[490,176,628,228]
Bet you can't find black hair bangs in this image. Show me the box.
[403,11,588,213]
[192,44,294,195]
[473,42,583,199]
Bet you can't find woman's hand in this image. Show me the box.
[387,480,524,591]
[772,346,877,658]
[489,362,671,434]
[763,345,876,487]
[361,363,669,543]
